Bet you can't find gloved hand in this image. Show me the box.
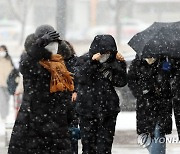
[69,127,81,140]
[36,31,60,47]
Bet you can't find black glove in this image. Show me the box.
[36,31,60,47]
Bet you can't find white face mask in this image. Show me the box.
[99,54,110,63]
[45,42,58,54]
[145,57,156,65]
[0,51,6,58]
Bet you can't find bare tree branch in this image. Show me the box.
[6,0,35,44]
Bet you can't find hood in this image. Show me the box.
[24,33,52,60]
[89,35,117,62]
[24,33,36,52]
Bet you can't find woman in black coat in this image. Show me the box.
[8,25,74,154]
[75,35,127,154]
[128,55,173,154]
[57,40,80,154]
[57,40,78,98]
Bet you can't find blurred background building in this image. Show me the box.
[1,0,180,56]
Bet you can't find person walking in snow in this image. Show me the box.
[128,55,173,154]
[8,25,75,154]
[171,58,180,141]
[0,45,14,121]
[58,40,80,154]
[75,34,127,154]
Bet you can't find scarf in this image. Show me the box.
[39,54,74,93]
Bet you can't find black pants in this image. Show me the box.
[71,138,78,154]
[173,98,180,140]
[79,114,118,154]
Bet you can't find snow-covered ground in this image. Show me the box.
[0,96,16,136]
[116,111,177,130]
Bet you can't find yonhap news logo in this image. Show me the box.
[137,133,180,148]
[137,133,152,148]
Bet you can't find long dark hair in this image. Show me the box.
[0,45,9,58]
[57,40,76,60]
[64,40,76,55]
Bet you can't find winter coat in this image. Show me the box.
[64,56,79,93]
[8,37,74,154]
[128,56,173,135]
[171,59,180,139]
[75,35,127,118]
[57,40,79,115]
[57,40,78,93]
[0,56,13,87]
[64,55,79,127]
[64,56,77,75]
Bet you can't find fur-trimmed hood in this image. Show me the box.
[24,33,52,61]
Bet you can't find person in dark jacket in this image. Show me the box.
[128,55,173,154]
[171,58,180,140]
[57,40,80,154]
[75,34,127,154]
[8,25,75,154]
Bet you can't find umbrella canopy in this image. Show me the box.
[142,26,180,58]
[128,21,180,57]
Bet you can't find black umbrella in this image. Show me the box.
[142,26,180,58]
[128,21,180,57]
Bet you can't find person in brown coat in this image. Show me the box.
[0,45,14,121]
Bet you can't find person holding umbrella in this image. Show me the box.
[128,22,177,154]
[128,55,173,154]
